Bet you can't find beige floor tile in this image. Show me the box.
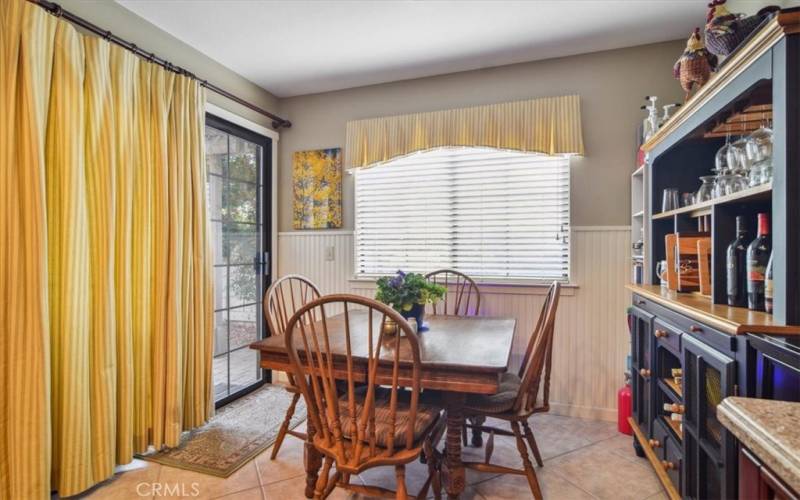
[546,442,662,500]
[559,418,618,445]
[357,460,434,497]
[525,422,594,460]
[460,435,517,472]
[81,459,161,499]
[78,416,660,500]
[603,433,648,465]
[253,432,308,485]
[213,486,265,500]
[155,461,261,500]
[469,416,591,464]
[529,414,618,446]
[474,467,595,500]
[644,491,669,500]
[261,476,352,499]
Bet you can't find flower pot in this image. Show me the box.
[401,303,428,332]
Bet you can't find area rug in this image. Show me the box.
[139,384,306,477]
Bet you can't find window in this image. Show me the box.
[354,147,570,281]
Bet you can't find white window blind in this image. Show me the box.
[354,147,570,281]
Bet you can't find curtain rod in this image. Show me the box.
[27,0,292,129]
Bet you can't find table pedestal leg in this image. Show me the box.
[303,417,322,499]
[470,415,486,447]
[442,392,467,499]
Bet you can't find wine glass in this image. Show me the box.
[749,159,771,187]
[715,134,732,173]
[746,121,773,164]
[696,176,715,202]
[727,136,750,176]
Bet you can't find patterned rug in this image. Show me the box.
[139,384,306,477]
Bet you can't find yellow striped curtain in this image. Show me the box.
[345,95,585,168]
[0,1,214,498]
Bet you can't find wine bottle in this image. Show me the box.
[765,252,774,314]
[747,213,772,311]
[726,216,749,307]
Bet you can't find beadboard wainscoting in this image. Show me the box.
[276,227,631,421]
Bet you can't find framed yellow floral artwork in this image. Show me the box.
[292,148,343,229]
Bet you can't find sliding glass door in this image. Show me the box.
[206,114,272,406]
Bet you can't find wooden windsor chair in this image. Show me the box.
[425,269,481,317]
[424,269,485,448]
[285,294,446,500]
[461,281,561,500]
[263,274,322,460]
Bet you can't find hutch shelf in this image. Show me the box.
[627,9,800,500]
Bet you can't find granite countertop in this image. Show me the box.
[718,397,800,493]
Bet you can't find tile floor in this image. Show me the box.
[213,348,261,399]
[76,413,665,500]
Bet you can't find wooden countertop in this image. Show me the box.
[627,284,800,336]
[719,397,800,493]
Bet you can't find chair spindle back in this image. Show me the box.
[264,274,322,337]
[514,282,561,414]
[425,269,481,316]
[284,294,422,468]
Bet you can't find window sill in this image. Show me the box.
[348,277,578,296]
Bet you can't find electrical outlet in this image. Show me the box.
[325,246,335,261]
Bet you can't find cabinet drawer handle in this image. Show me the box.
[689,325,703,333]
[648,439,661,448]
[636,299,646,306]
[639,368,651,378]
[661,461,677,471]
[654,329,668,338]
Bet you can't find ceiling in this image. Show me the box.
[118,0,711,98]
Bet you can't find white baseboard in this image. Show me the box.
[549,402,617,423]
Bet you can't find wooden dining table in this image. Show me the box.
[249,312,516,499]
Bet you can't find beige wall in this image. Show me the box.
[53,1,686,229]
[60,0,280,130]
[277,40,686,230]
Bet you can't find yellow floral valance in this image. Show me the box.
[345,95,584,168]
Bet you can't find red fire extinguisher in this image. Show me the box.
[618,383,632,435]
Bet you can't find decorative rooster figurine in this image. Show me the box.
[674,28,717,101]
[705,0,779,57]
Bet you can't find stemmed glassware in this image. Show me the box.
[711,130,750,198]
[691,113,774,206]
[696,176,716,202]
[746,116,773,186]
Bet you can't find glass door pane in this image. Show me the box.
[206,116,270,403]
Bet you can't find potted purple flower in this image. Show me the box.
[375,271,446,332]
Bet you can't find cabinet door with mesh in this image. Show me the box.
[683,334,737,499]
